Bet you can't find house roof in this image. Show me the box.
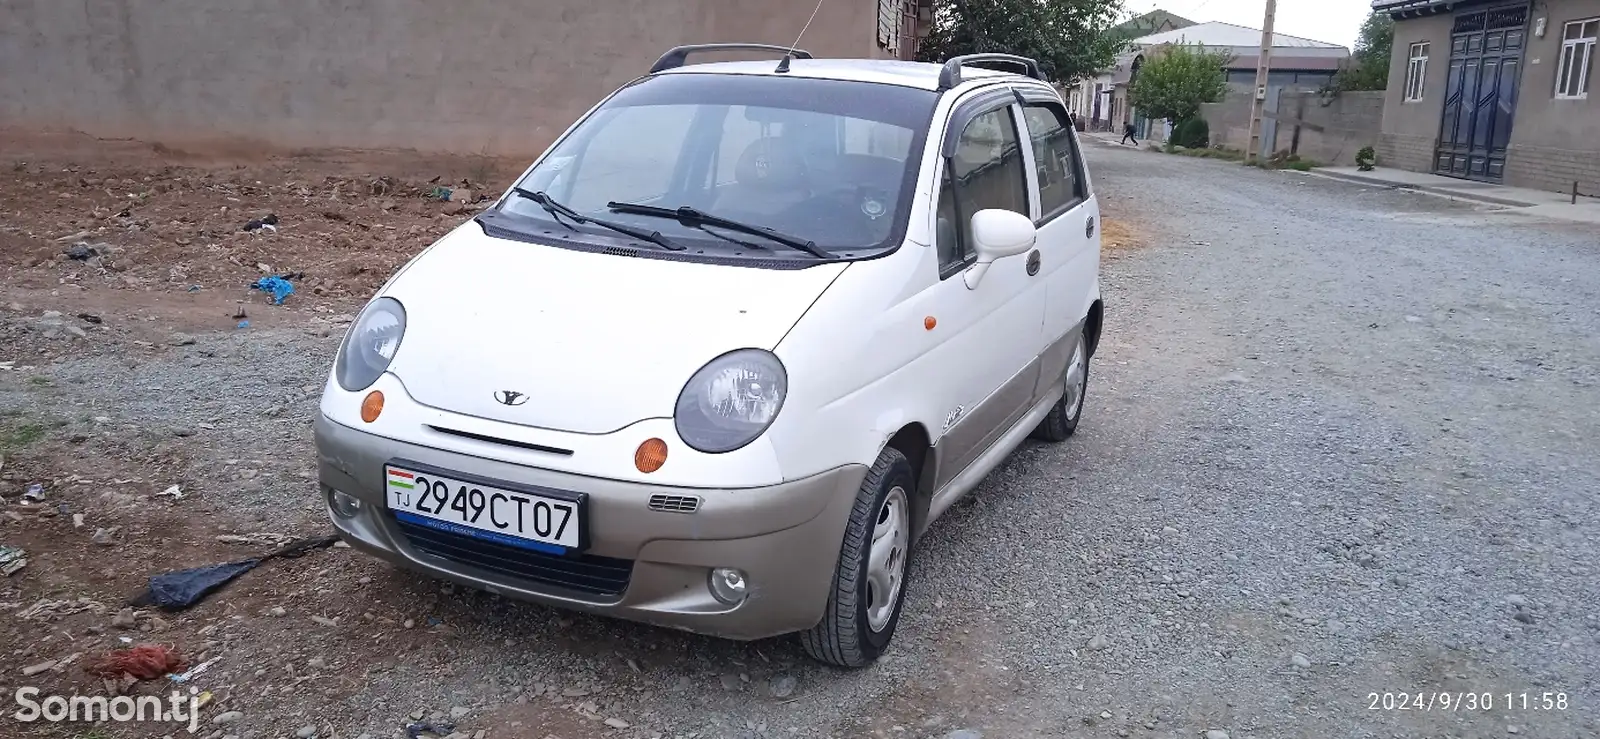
[1112,9,1197,36]
[1131,21,1347,49]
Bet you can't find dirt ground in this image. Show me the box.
[0,131,599,739]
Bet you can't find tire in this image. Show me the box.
[801,447,916,668]
[1031,330,1090,443]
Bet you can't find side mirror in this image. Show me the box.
[963,208,1036,289]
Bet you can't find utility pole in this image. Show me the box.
[1243,0,1277,165]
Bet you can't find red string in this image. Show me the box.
[85,645,189,680]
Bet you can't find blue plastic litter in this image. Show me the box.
[237,320,250,329]
[251,276,295,305]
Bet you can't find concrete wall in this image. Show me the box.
[0,0,886,157]
[1504,0,1600,194]
[1200,89,1385,165]
[1377,12,1453,173]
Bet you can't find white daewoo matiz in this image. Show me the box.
[316,44,1103,667]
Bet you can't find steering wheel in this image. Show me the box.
[781,184,895,241]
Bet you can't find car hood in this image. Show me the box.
[382,223,847,434]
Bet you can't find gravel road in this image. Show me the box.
[5,142,1598,739]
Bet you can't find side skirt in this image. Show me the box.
[922,377,1064,530]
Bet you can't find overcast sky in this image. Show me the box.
[1126,0,1375,50]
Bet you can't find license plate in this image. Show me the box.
[384,463,583,553]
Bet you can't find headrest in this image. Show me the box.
[733,137,809,190]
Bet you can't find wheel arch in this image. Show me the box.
[882,422,936,540]
[1084,298,1104,358]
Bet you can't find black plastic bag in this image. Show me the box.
[129,534,339,610]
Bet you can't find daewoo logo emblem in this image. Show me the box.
[493,390,529,407]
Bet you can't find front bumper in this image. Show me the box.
[314,414,866,640]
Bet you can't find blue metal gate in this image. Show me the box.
[1434,3,1528,181]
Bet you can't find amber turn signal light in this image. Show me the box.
[635,437,668,473]
[360,391,384,423]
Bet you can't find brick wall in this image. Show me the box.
[1504,145,1600,198]
[1377,133,1434,173]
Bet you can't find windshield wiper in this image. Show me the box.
[510,188,685,251]
[605,201,831,259]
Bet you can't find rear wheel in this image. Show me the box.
[1031,330,1090,442]
[801,447,915,668]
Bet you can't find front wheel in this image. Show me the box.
[800,447,915,668]
[1031,330,1090,442]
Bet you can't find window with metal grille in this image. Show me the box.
[1555,18,1597,99]
[1404,42,1430,101]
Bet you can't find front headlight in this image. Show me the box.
[674,349,787,454]
[335,297,406,392]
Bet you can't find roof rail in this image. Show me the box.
[936,53,1045,91]
[649,43,815,74]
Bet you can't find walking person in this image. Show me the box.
[1120,120,1138,146]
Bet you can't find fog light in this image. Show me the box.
[330,489,362,519]
[709,567,749,605]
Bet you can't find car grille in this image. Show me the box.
[394,519,633,598]
[647,494,701,513]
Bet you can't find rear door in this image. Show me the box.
[1015,89,1098,399]
[926,87,1047,490]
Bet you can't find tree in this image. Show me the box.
[917,0,1127,84]
[1330,11,1394,91]
[1125,43,1231,123]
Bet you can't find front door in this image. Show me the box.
[1435,4,1528,182]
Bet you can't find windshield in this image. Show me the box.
[501,73,938,255]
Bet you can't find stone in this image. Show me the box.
[1204,731,1230,739]
[770,674,797,699]
[1291,653,1312,668]
[212,711,244,726]
[112,608,138,629]
[268,606,287,617]
[1086,634,1108,650]
[603,718,630,729]
[450,706,470,719]
[296,726,317,739]
[944,732,982,739]
[170,332,196,346]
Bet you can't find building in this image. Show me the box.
[1373,0,1598,194]
[0,0,933,156]
[1071,20,1350,136]
[1067,10,1198,129]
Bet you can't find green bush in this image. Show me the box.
[1356,146,1377,171]
[1171,117,1211,149]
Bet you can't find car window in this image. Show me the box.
[563,105,697,212]
[936,105,1030,274]
[503,74,939,255]
[1021,103,1084,222]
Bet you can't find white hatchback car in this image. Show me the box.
[316,44,1103,667]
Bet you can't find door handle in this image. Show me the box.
[1025,249,1041,276]
[1085,217,1096,238]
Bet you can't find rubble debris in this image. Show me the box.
[1,545,28,576]
[241,213,280,232]
[23,483,46,502]
[19,597,106,620]
[168,655,221,683]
